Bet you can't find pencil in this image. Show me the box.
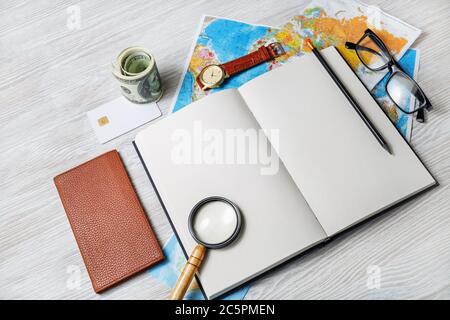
[305,39,392,155]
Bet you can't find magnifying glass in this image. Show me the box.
[170,196,242,300]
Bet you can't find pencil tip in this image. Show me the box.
[305,39,314,50]
[384,144,393,155]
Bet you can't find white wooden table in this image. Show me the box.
[1,0,449,300]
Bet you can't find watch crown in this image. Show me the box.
[267,42,286,58]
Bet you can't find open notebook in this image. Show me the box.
[134,47,436,299]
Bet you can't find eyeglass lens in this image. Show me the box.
[386,72,426,113]
[356,36,390,70]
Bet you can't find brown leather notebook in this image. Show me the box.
[54,150,164,293]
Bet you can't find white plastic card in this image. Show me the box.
[87,96,161,144]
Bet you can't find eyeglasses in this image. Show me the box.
[345,29,432,123]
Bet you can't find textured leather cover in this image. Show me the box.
[54,150,164,293]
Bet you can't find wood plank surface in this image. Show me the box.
[0,0,449,299]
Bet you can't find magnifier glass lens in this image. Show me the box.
[192,201,238,245]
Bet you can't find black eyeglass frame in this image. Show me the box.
[345,29,432,122]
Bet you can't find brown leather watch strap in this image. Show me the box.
[221,43,283,76]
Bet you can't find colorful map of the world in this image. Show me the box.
[171,1,421,114]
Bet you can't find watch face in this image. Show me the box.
[200,65,225,88]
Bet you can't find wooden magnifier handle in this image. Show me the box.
[170,244,206,300]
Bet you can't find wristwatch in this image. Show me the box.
[196,42,285,90]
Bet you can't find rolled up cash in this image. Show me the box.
[112,47,163,104]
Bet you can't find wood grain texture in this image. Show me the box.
[0,0,449,300]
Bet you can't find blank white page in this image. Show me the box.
[239,47,436,236]
[135,89,326,299]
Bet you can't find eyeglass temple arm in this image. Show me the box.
[412,87,432,123]
[345,42,384,57]
[410,78,433,122]
[416,108,425,123]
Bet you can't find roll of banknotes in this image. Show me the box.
[112,47,163,104]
